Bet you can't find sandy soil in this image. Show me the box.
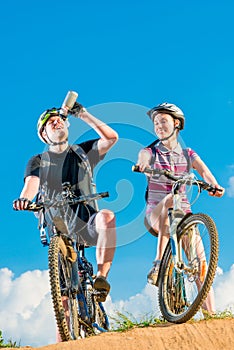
[12,318,234,350]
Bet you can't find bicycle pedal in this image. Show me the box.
[93,289,107,296]
[93,290,108,302]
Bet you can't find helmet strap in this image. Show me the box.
[50,140,68,146]
[158,127,178,142]
[44,129,68,146]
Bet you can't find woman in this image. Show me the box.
[136,102,224,313]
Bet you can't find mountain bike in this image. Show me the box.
[132,165,220,323]
[27,183,110,341]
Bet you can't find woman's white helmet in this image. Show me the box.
[147,102,185,130]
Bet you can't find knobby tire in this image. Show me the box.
[48,236,79,341]
[158,213,219,323]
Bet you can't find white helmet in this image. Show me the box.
[37,108,68,144]
[147,102,185,130]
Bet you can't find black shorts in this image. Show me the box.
[79,212,99,246]
[44,206,99,247]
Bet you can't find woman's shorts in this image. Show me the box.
[144,212,159,237]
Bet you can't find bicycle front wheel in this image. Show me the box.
[48,236,80,341]
[158,213,219,323]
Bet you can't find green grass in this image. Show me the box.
[0,331,20,348]
[111,309,234,332]
[201,309,234,321]
[110,311,167,332]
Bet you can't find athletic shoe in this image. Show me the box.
[147,260,161,285]
[93,276,110,302]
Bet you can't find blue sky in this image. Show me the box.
[1,0,234,346]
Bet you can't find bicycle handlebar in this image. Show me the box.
[27,191,110,212]
[132,165,222,194]
[132,165,180,181]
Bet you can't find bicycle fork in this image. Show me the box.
[168,192,205,279]
[168,195,188,308]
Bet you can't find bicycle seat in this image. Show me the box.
[53,216,70,235]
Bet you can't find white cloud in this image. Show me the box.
[226,176,234,197]
[0,268,56,347]
[213,264,234,312]
[0,264,234,347]
[105,283,161,326]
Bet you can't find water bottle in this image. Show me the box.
[61,91,78,116]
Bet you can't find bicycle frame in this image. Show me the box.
[76,245,109,332]
[27,186,110,339]
[162,173,206,277]
[168,183,189,272]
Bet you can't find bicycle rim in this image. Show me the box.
[158,213,219,323]
[48,236,80,341]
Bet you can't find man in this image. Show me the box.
[13,98,118,300]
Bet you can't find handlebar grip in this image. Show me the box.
[132,165,155,175]
[132,165,141,172]
[207,186,223,194]
[197,181,223,194]
[27,203,43,211]
[100,192,110,198]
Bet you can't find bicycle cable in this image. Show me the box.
[172,173,201,207]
